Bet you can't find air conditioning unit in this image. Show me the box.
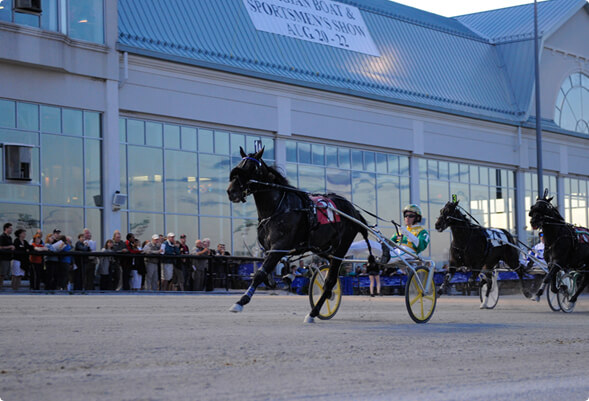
[14,0,42,15]
[112,191,128,211]
[4,144,33,181]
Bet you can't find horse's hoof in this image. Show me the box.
[531,295,540,302]
[304,314,315,323]
[479,299,488,309]
[229,303,243,313]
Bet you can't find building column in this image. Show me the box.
[102,79,121,243]
[515,169,526,241]
[410,120,424,204]
[557,144,568,215]
[275,96,291,173]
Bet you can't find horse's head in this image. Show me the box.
[435,200,461,232]
[529,190,562,229]
[227,147,266,203]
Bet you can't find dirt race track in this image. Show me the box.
[1,292,589,401]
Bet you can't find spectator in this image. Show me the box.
[60,236,74,291]
[191,239,208,291]
[111,230,126,291]
[216,243,230,256]
[29,234,46,290]
[44,230,64,290]
[12,228,31,291]
[122,233,141,291]
[296,260,309,276]
[83,228,97,290]
[143,234,161,291]
[367,260,381,297]
[74,233,90,291]
[97,239,114,290]
[525,231,545,270]
[0,222,15,290]
[129,238,143,291]
[177,234,191,291]
[162,233,179,291]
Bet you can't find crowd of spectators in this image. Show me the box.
[0,222,232,292]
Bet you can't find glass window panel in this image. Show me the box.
[68,0,104,43]
[338,148,350,169]
[199,216,232,253]
[145,121,163,147]
[41,105,61,133]
[0,203,40,239]
[311,143,325,166]
[298,142,311,164]
[17,102,38,131]
[231,133,246,158]
[285,163,298,186]
[84,208,102,246]
[260,137,274,160]
[459,164,469,183]
[469,165,479,184]
[351,150,363,170]
[299,165,325,193]
[165,150,198,215]
[364,151,375,172]
[14,12,39,27]
[42,206,83,239]
[286,140,297,162]
[427,160,438,178]
[326,168,351,199]
[41,0,59,31]
[181,126,197,151]
[352,172,375,212]
[42,135,83,205]
[449,163,459,182]
[418,158,427,176]
[128,146,163,212]
[438,161,449,181]
[246,135,261,154]
[0,183,39,203]
[120,144,127,193]
[389,154,399,175]
[560,102,577,131]
[232,218,258,257]
[127,119,145,145]
[215,131,229,154]
[427,180,449,224]
[0,128,38,146]
[470,185,489,227]
[450,183,470,212]
[85,139,101,207]
[119,118,126,142]
[399,156,409,177]
[164,214,198,245]
[0,0,12,22]
[129,212,164,243]
[400,177,410,209]
[199,129,214,153]
[84,111,100,138]
[326,146,338,167]
[375,153,387,174]
[164,124,180,149]
[0,99,16,128]
[199,154,230,216]
[62,108,83,136]
[376,174,399,222]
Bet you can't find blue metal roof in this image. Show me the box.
[454,0,587,43]
[117,0,587,124]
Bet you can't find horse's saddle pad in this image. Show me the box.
[484,228,509,247]
[575,227,589,244]
[310,196,340,225]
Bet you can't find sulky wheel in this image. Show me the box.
[308,266,342,320]
[556,272,576,313]
[405,267,437,324]
[546,274,560,312]
[478,271,499,309]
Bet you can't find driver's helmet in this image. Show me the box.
[403,204,423,223]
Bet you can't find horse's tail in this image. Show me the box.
[356,211,376,266]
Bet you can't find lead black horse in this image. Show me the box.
[529,192,589,304]
[227,147,375,323]
[435,199,530,308]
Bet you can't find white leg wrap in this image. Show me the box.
[229,303,243,313]
[304,314,315,323]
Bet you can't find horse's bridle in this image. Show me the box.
[230,157,265,202]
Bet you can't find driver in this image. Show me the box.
[391,204,430,258]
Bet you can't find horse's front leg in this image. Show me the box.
[479,268,492,309]
[229,252,283,313]
[304,259,341,323]
[439,266,456,296]
[534,262,560,301]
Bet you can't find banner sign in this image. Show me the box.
[243,0,380,57]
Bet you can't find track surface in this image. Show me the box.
[1,293,589,401]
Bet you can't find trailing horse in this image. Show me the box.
[226,147,375,323]
[529,192,589,304]
[435,199,530,308]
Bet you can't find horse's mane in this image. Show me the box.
[261,159,291,187]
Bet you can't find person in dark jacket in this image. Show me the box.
[12,229,31,291]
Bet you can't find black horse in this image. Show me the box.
[529,193,589,304]
[435,199,530,308]
[227,147,375,322]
